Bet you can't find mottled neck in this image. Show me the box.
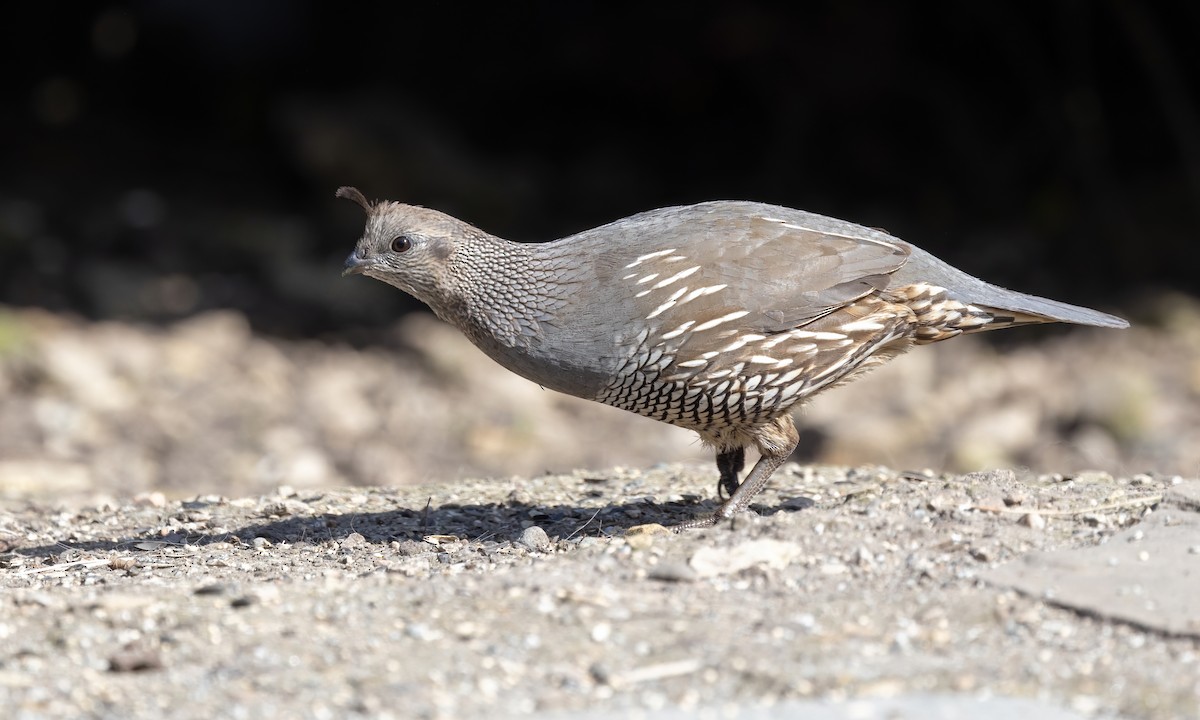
[444,235,580,352]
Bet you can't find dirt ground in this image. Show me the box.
[2,466,1197,719]
[1,301,1198,718]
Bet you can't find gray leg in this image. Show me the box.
[715,446,745,499]
[675,416,799,531]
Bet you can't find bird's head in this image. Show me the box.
[337,186,473,303]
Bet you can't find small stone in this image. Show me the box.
[1019,512,1045,530]
[969,547,992,562]
[133,492,167,508]
[404,623,442,642]
[108,645,163,673]
[625,523,672,550]
[342,532,366,548]
[454,621,481,639]
[108,557,137,571]
[591,623,612,643]
[1003,492,1030,507]
[395,540,429,556]
[927,494,956,512]
[855,547,874,566]
[647,562,697,583]
[517,525,551,551]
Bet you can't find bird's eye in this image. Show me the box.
[390,235,413,253]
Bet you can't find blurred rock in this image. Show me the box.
[0,299,1195,504]
[0,460,92,497]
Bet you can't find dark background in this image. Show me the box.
[2,2,1196,337]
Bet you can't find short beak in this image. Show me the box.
[342,251,370,276]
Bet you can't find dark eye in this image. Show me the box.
[390,235,413,253]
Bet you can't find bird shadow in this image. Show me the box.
[11,494,816,560]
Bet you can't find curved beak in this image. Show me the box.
[342,251,370,276]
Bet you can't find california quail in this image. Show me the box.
[337,187,1128,530]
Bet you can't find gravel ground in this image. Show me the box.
[2,465,1197,719]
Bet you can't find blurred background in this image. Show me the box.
[1,2,1197,503]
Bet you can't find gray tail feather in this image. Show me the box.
[896,245,1129,329]
[974,290,1129,329]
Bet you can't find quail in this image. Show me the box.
[337,187,1128,530]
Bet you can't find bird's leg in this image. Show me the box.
[675,416,799,531]
[715,446,745,499]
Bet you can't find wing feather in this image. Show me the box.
[575,202,909,333]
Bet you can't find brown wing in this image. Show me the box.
[586,202,910,335]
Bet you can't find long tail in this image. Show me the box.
[972,292,1128,329]
[893,244,1129,332]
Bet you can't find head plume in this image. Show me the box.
[335,186,373,213]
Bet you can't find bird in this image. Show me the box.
[337,187,1128,530]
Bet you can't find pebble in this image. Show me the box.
[517,525,551,551]
[395,540,430,556]
[1074,470,1114,484]
[624,523,672,550]
[647,562,697,583]
[404,623,442,642]
[133,492,167,508]
[1019,512,1046,530]
[107,645,163,673]
[590,623,612,643]
[454,621,481,639]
